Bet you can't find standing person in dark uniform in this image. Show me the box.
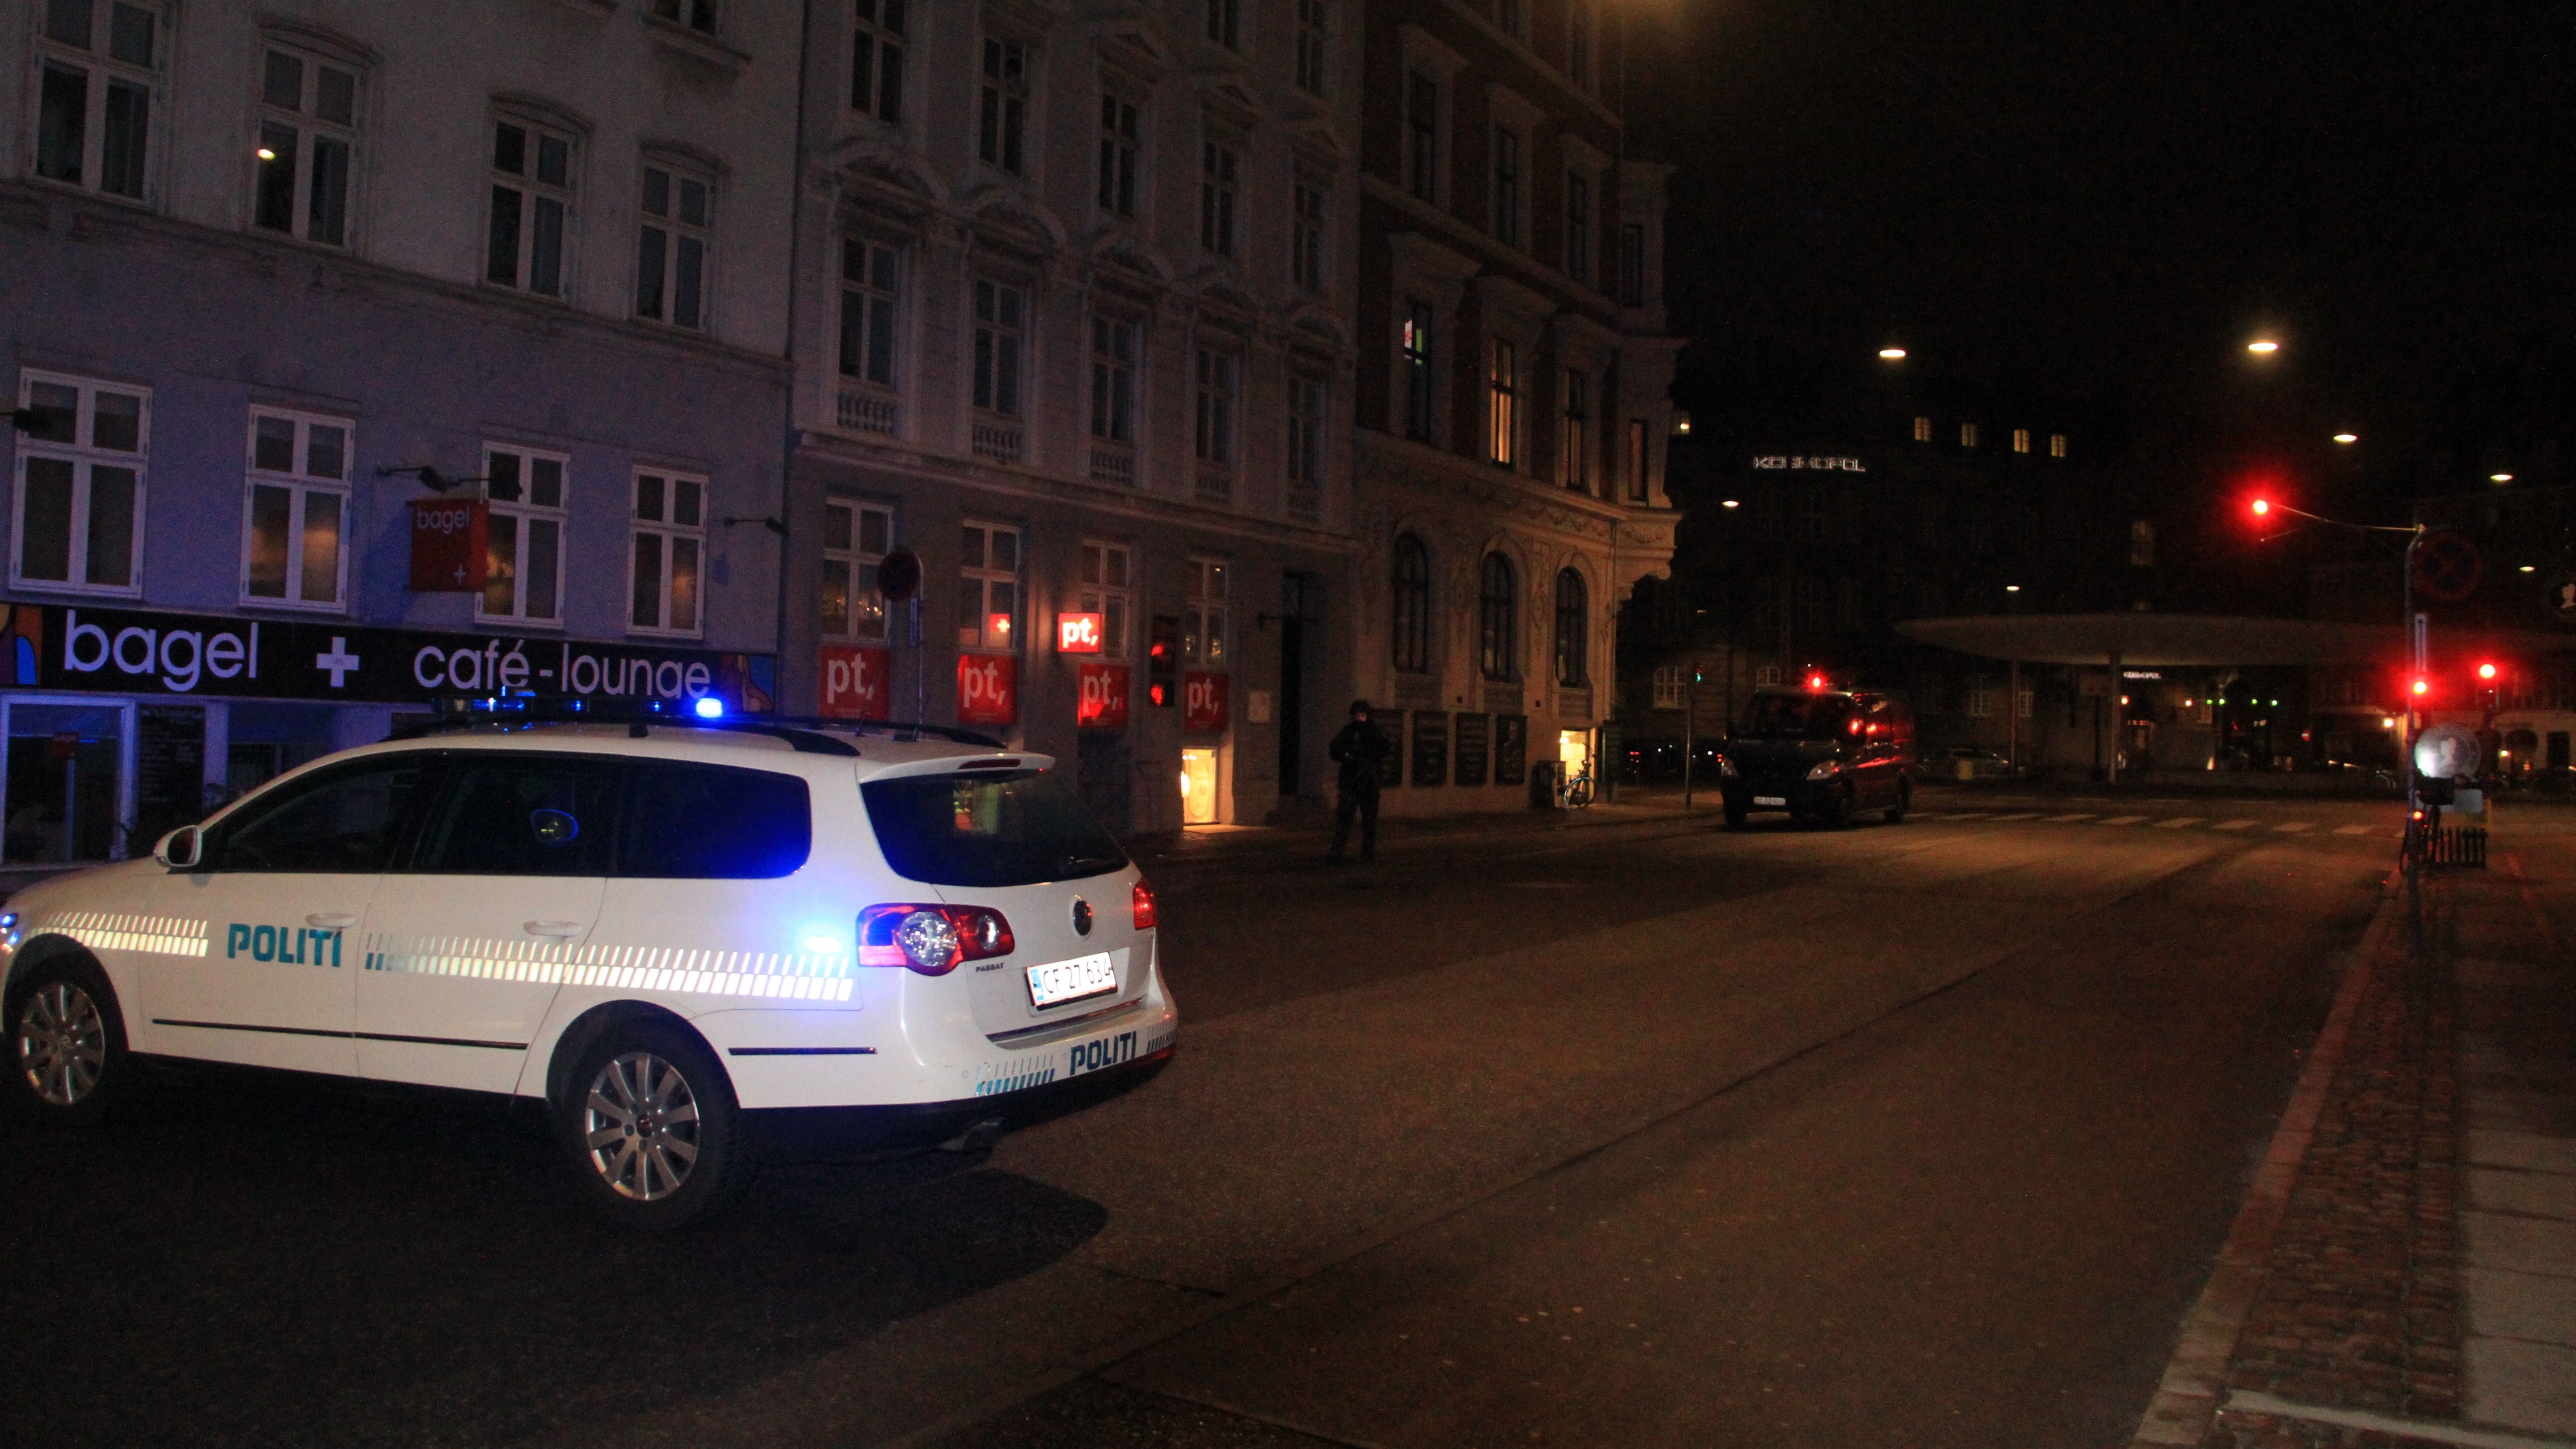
[1326,699,1391,864]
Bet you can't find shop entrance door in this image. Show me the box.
[2,698,134,865]
[1180,747,1218,825]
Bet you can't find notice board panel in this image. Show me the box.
[1410,711,1448,787]
[1453,712,1489,787]
[1495,713,1528,786]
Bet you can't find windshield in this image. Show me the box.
[862,768,1128,887]
[1738,694,1858,741]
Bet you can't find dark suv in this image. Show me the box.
[1716,687,1915,828]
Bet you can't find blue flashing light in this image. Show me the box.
[693,696,725,720]
[804,933,846,956]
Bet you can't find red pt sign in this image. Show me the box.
[1078,662,1130,728]
[1057,612,1104,653]
[1183,670,1229,731]
[818,644,891,720]
[958,653,1018,725]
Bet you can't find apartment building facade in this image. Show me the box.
[779,0,1366,832]
[1352,0,1677,810]
[3,0,800,867]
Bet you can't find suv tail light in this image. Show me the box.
[1131,879,1157,931]
[857,904,1015,975]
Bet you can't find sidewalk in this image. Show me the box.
[2134,815,2576,1449]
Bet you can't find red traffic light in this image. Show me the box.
[2250,498,2271,517]
[1805,672,1827,691]
[2478,661,2499,681]
[2411,678,2430,697]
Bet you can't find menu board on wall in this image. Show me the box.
[1495,714,1528,786]
[132,704,205,848]
[1377,721,1405,787]
[1410,711,1448,787]
[1453,713,1489,787]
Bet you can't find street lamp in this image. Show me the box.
[1877,347,1907,360]
[2491,472,2515,483]
[2333,433,2358,444]
[2247,339,2281,355]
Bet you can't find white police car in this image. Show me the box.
[0,706,1176,1228]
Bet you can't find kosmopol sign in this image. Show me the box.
[0,605,768,708]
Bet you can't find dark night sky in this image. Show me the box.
[1632,0,2576,526]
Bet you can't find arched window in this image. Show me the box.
[1391,533,1430,673]
[1554,567,1588,685]
[1479,551,1517,681]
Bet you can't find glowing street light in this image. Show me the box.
[2247,339,2281,355]
[1877,347,1908,360]
[2492,472,2515,483]
[2521,565,2537,573]
[2004,584,2021,592]
[2332,433,2358,444]
[1719,499,1740,509]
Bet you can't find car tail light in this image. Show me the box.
[1131,879,1157,931]
[857,904,1014,975]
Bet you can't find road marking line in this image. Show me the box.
[2045,812,2098,822]
[2270,821,2314,833]
[2217,1390,2571,1449]
[1986,812,2041,821]
[2155,817,2203,828]
[2333,824,2376,835]
[2214,819,2259,830]
[2099,815,2150,825]
[1941,812,1989,820]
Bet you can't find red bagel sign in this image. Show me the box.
[407,499,488,592]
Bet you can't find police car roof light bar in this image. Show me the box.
[393,695,1005,753]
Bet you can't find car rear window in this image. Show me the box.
[619,761,812,879]
[1739,694,1858,740]
[862,768,1127,887]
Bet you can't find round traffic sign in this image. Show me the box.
[877,546,922,602]
[2413,722,2483,781]
[2414,532,2482,604]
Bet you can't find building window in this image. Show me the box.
[34,0,160,200]
[979,38,1027,173]
[12,373,145,594]
[1554,568,1589,686]
[636,162,712,329]
[1195,348,1238,469]
[2012,427,2031,454]
[1291,180,1327,292]
[1080,541,1134,658]
[1567,0,1594,89]
[1486,339,1519,467]
[1959,422,1979,448]
[2050,432,2068,458]
[1496,0,1527,39]
[479,446,567,624]
[629,471,704,636]
[1626,417,1649,502]
[958,522,1019,651]
[1288,375,1325,494]
[242,409,350,608]
[1564,170,1590,283]
[1492,128,1522,246]
[1184,557,1228,666]
[253,46,357,247]
[2130,520,2157,567]
[821,499,891,640]
[1966,677,1995,718]
[1617,221,1644,305]
[1205,0,1238,49]
[1406,71,1440,203]
[1295,0,1328,94]
[1560,370,1589,492]
[1651,664,1685,710]
[1392,534,1431,673]
[1402,303,1436,442]
[651,0,718,30]
[1913,415,1932,442]
[851,0,906,123]
[1098,94,1140,216]
[972,280,1025,417]
[1479,552,1517,681]
[486,116,575,296]
[839,238,900,389]
[1201,138,1239,256]
[1091,317,1137,443]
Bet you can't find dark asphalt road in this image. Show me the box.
[0,792,2422,1447]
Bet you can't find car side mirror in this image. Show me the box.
[155,824,203,871]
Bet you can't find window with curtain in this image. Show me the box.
[1554,568,1589,685]
[1392,534,1430,673]
[1479,552,1517,681]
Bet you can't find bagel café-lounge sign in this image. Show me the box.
[0,604,770,709]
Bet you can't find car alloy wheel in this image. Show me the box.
[582,1050,703,1201]
[17,980,107,1108]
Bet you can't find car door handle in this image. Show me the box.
[305,913,359,929]
[524,921,586,939]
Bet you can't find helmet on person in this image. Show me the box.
[1349,699,1372,718]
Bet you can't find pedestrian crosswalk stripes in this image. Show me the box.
[2156,817,2203,828]
[2044,812,2097,822]
[1904,809,2401,840]
[2099,815,2150,825]
[2271,821,2313,833]
[2214,820,2259,830]
[2333,824,2375,835]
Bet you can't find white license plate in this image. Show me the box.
[1754,795,1787,807]
[1027,952,1118,1008]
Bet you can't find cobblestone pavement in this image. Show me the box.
[2140,811,2576,1449]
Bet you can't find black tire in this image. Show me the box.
[4,952,128,1127]
[1723,803,1748,829]
[557,1019,748,1230]
[1884,779,1912,825]
[1825,784,1857,829]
